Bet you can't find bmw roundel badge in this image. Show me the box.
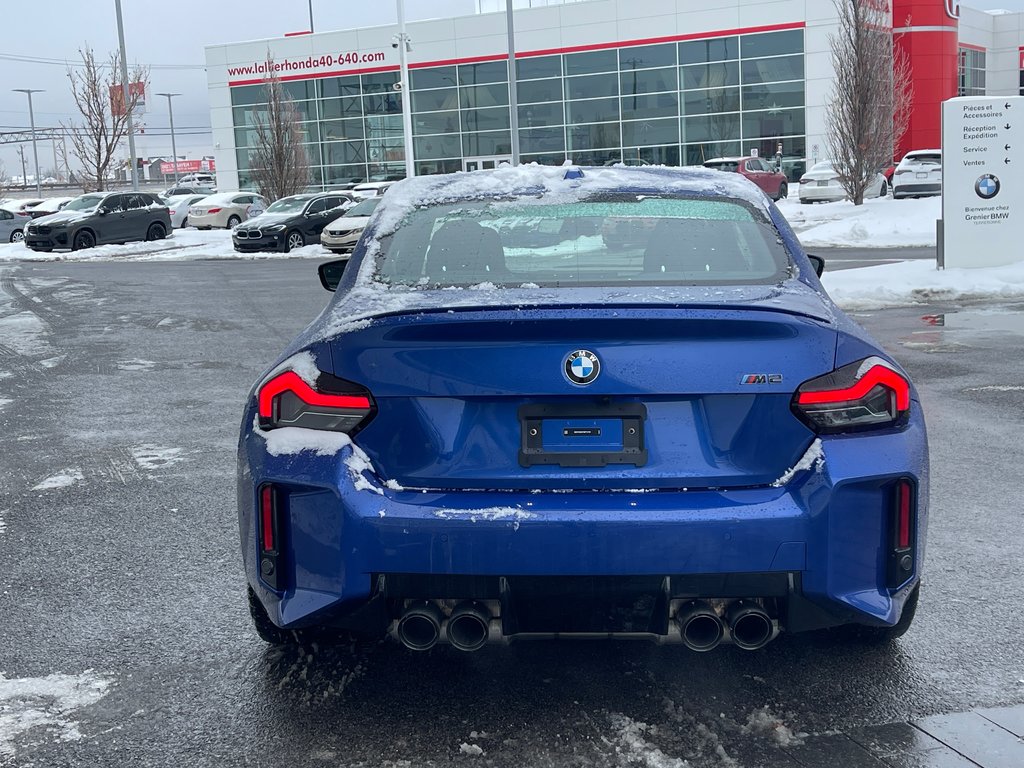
[565,349,601,385]
[975,174,1001,200]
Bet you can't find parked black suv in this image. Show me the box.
[232,192,351,253]
[25,192,172,252]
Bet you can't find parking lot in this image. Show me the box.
[2,259,1024,767]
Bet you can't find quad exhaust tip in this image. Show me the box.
[677,601,725,652]
[446,601,491,652]
[396,600,444,651]
[726,600,774,651]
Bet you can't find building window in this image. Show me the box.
[958,47,986,96]
[1018,68,1023,96]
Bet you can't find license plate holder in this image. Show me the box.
[519,403,647,468]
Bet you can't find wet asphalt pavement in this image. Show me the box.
[1,259,1023,768]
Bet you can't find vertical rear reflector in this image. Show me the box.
[896,479,912,550]
[259,485,276,553]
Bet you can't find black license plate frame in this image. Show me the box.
[518,402,648,468]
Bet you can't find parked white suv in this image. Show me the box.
[892,150,941,199]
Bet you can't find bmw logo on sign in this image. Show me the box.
[975,174,1001,200]
[565,349,601,385]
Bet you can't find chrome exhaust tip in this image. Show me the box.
[446,601,491,652]
[726,600,774,651]
[676,601,724,652]
[396,601,443,651]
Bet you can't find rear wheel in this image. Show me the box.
[776,182,788,201]
[227,214,241,228]
[285,230,305,252]
[72,230,95,250]
[879,182,888,198]
[10,230,24,243]
[146,222,166,241]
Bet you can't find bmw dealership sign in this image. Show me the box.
[942,96,1024,268]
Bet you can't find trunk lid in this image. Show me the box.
[329,291,836,491]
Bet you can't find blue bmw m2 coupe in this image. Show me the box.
[239,165,927,652]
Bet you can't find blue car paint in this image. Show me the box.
[239,167,928,639]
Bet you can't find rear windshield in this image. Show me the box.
[375,196,790,288]
[346,198,381,217]
[704,161,739,172]
[904,154,940,166]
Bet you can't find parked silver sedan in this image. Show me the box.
[798,161,888,203]
[0,207,27,243]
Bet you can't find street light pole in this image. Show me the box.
[308,0,315,32]
[156,92,181,184]
[395,0,415,178]
[13,88,44,196]
[506,1,520,166]
[114,0,139,191]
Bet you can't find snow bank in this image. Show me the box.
[777,195,939,248]
[0,671,112,757]
[741,707,808,747]
[823,258,1024,309]
[606,713,690,768]
[0,228,330,262]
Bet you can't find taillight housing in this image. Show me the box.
[207,207,222,214]
[257,368,374,433]
[888,478,916,588]
[792,356,911,434]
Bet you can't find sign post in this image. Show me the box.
[941,95,1024,268]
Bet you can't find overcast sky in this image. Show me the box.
[2,0,1023,180]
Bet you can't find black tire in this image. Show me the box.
[227,215,241,228]
[181,217,188,228]
[10,230,25,243]
[285,230,305,252]
[776,182,788,201]
[880,182,888,198]
[837,583,920,644]
[72,230,95,251]
[146,222,166,241]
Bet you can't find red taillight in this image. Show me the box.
[896,479,912,549]
[792,357,911,433]
[257,369,373,433]
[207,207,222,214]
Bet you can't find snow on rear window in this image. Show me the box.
[373,196,788,289]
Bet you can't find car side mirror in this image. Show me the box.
[807,254,825,278]
[318,258,350,291]
[97,207,108,216]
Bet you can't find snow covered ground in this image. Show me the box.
[777,193,940,248]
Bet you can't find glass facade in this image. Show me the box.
[958,47,986,97]
[230,29,805,186]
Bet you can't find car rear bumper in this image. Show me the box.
[240,406,929,636]
[893,182,941,197]
[798,185,845,202]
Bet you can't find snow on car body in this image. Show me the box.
[239,165,928,652]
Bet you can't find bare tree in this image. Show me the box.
[63,47,148,192]
[248,57,310,202]
[0,162,10,200]
[826,1,913,205]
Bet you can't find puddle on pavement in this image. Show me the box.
[898,304,1024,351]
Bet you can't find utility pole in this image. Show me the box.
[395,0,415,178]
[16,145,27,190]
[506,1,520,165]
[114,0,139,191]
[13,88,44,195]
[52,138,59,182]
[156,92,181,183]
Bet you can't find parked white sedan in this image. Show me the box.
[798,162,888,203]
[165,194,208,228]
[188,192,267,229]
[320,197,381,253]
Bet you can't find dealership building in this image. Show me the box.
[204,0,1024,189]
